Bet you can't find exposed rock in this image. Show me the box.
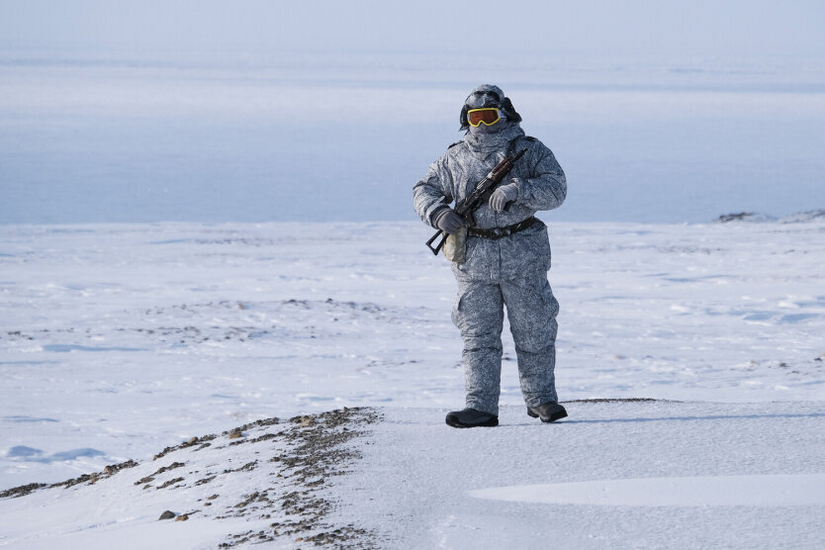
[151,461,185,476]
[0,483,48,499]
[715,209,825,224]
[715,212,775,223]
[780,209,825,223]
[159,510,176,520]
[157,477,185,490]
[154,433,217,460]
[134,475,155,486]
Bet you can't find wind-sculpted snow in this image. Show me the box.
[335,401,825,549]
[4,298,425,349]
[472,474,825,507]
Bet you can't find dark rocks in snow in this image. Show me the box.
[156,477,185,490]
[779,209,825,223]
[715,209,825,224]
[222,416,280,438]
[151,461,185,477]
[214,407,381,548]
[715,212,776,223]
[296,415,315,427]
[0,482,48,499]
[0,459,140,497]
[0,408,380,547]
[154,433,217,460]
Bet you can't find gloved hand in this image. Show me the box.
[489,181,519,212]
[433,207,466,234]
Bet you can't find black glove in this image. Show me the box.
[433,208,466,234]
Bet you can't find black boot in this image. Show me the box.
[445,408,499,428]
[527,402,568,423]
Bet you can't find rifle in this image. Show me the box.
[426,147,527,255]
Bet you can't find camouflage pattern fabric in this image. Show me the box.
[413,86,567,415]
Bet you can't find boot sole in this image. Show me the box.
[445,415,499,428]
[527,406,568,423]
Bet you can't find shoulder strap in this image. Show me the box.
[508,135,535,156]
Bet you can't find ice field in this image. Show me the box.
[2,51,824,226]
[1,219,823,548]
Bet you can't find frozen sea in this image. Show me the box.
[1,50,824,225]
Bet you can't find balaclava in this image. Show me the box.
[460,84,524,156]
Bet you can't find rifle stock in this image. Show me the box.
[426,229,447,255]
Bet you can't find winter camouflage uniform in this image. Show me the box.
[413,85,566,417]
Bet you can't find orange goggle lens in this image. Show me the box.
[467,108,501,127]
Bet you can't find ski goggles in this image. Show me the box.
[467,107,501,127]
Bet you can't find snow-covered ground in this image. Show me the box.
[340,401,825,549]
[1,219,824,548]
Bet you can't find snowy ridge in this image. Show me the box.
[1,408,380,549]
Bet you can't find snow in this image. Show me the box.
[2,3,824,545]
[1,220,824,548]
[471,474,825,507]
[336,401,825,549]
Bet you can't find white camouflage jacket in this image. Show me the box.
[413,127,566,282]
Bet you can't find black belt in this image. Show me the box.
[468,217,537,239]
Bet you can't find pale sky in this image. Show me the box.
[1,0,824,57]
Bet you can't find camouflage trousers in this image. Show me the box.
[452,275,559,416]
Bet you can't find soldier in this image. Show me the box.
[413,84,568,428]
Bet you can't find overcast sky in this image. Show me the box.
[2,0,824,58]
